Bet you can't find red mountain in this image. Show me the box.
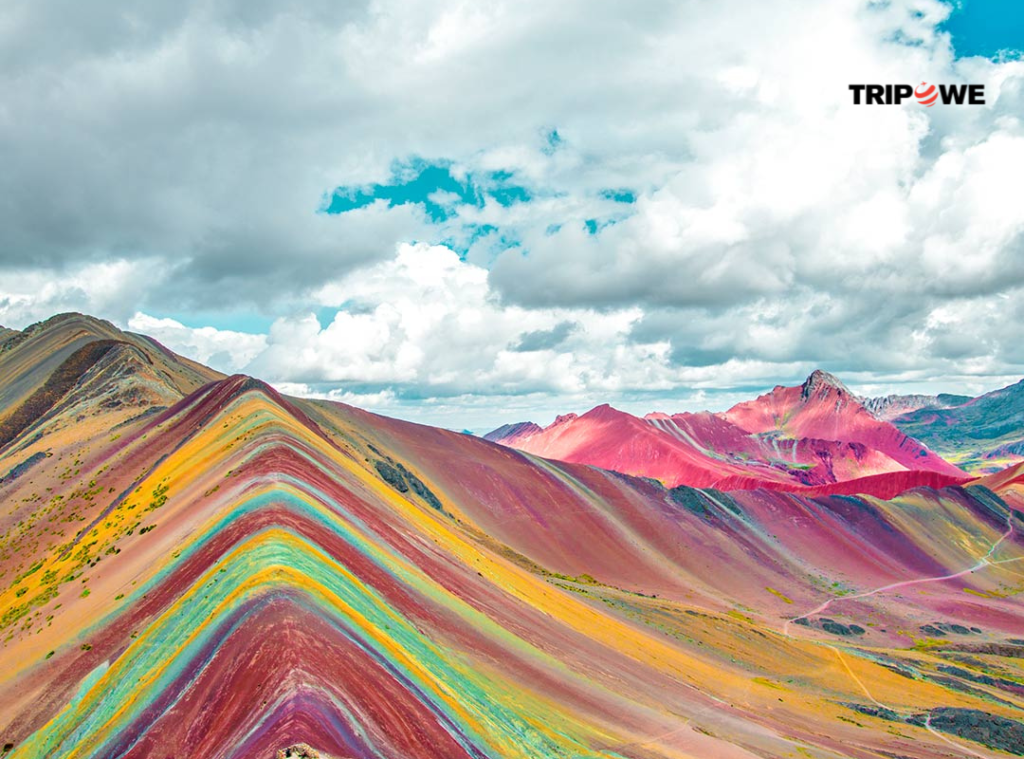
[491,403,793,489]
[486,370,967,496]
[723,370,963,477]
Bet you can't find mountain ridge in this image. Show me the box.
[863,391,972,421]
[1,315,1023,758]
[891,378,1024,473]
[487,369,966,496]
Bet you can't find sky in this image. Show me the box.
[1,0,1023,431]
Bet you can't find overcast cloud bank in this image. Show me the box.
[1,0,1022,428]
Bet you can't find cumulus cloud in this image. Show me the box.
[2,0,1023,427]
[246,242,699,396]
[269,383,398,410]
[127,313,267,372]
[0,259,167,326]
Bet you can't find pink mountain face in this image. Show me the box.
[722,371,965,477]
[488,371,967,496]
[498,403,794,489]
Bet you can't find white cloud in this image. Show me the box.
[0,259,166,327]
[245,242,695,396]
[270,382,398,409]
[126,313,267,372]
[2,0,1024,426]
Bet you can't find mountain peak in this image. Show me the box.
[581,403,633,422]
[483,421,542,443]
[26,311,118,334]
[800,369,850,399]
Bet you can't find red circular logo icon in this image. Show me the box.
[915,82,938,107]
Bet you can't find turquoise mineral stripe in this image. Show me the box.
[18,484,622,759]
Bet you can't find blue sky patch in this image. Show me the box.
[159,311,275,334]
[324,159,534,222]
[438,223,521,261]
[323,160,479,222]
[542,129,564,155]
[468,223,498,241]
[489,183,532,207]
[600,189,637,203]
[942,0,1024,59]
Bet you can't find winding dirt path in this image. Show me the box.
[783,509,1020,637]
[780,506,1023,757]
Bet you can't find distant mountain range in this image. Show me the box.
[2,314,1024,758]
[0,313,221,452]
[861,392,972,421]
[890,379,1024,472]
[486,369,1024,496]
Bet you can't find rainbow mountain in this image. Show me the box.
[1,314,1023,758]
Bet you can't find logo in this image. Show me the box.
[849,83,984,106]
[915,82,938,107]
